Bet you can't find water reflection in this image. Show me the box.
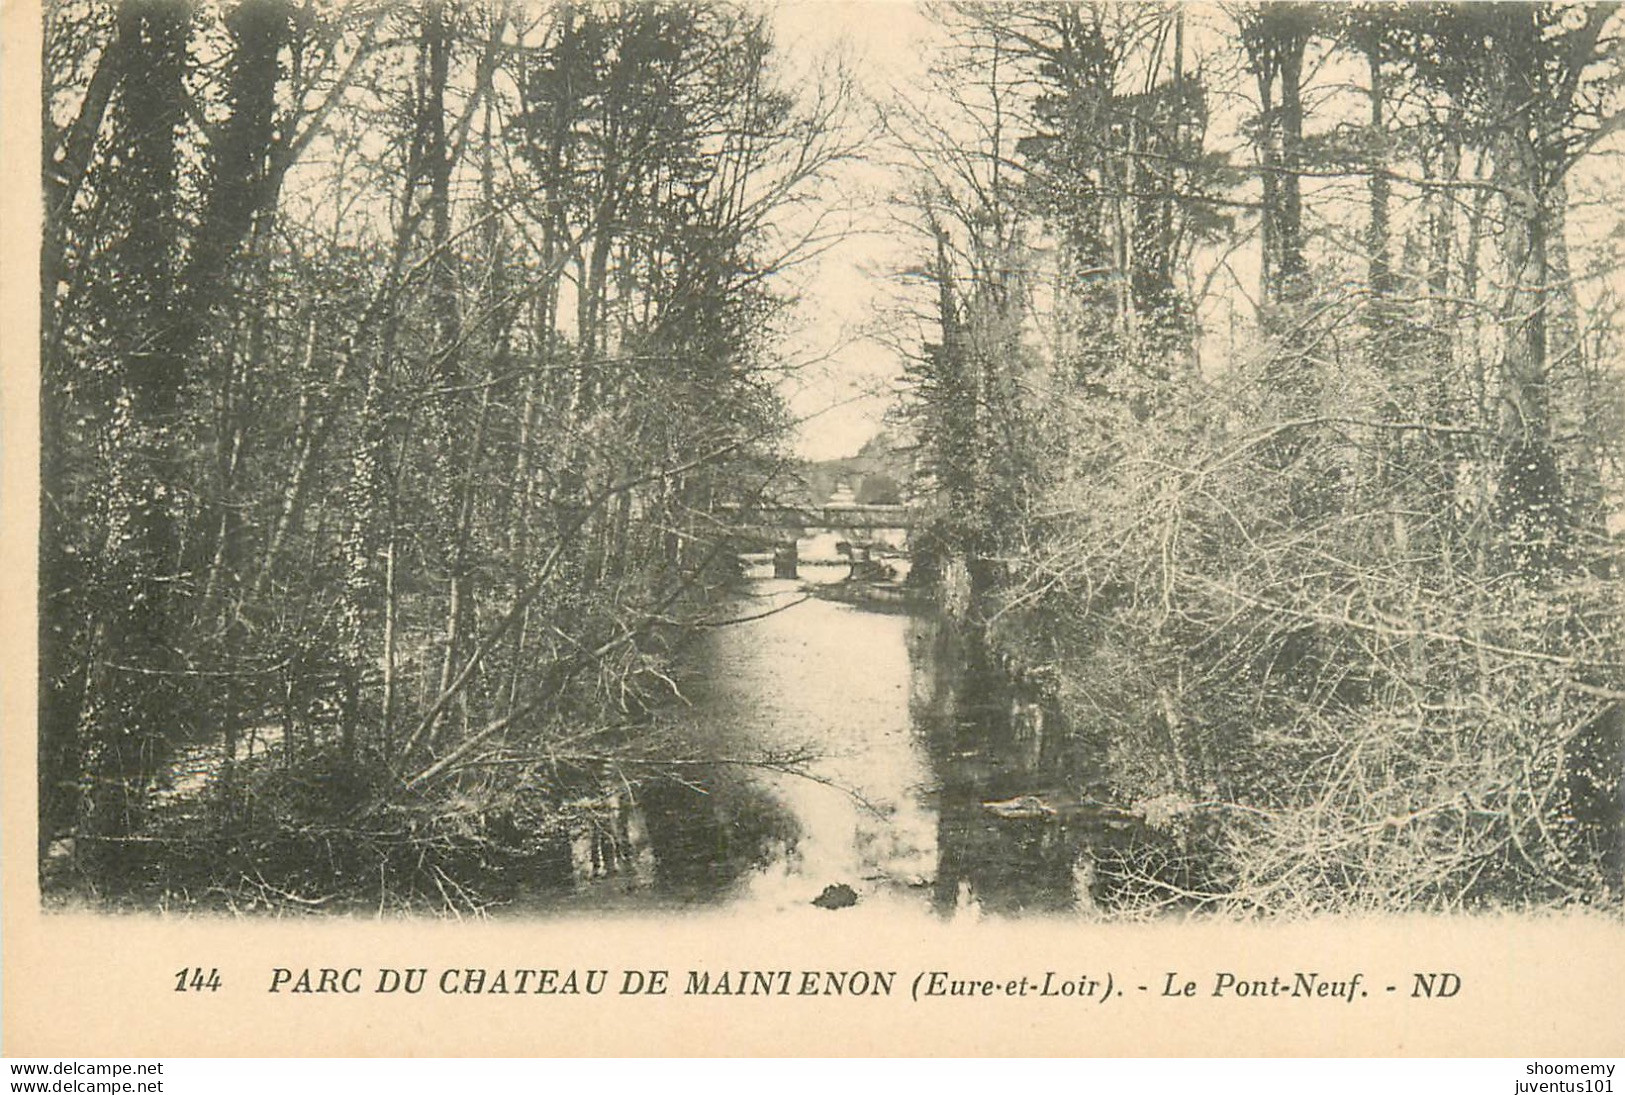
[534,575,1149,917]
[527,767,801,912]
[911,621,1146,916]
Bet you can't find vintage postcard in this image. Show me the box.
[5,0,1624,1058]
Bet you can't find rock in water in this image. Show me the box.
[811,883,858,909]
[981,794,1056,820]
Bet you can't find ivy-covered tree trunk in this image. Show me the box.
[81,0,194,846]
[1244,3,1311,317]
[1485,14,1568,580]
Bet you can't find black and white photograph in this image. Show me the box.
[11,0,1625,1060]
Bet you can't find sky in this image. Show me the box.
[762,1,938,462]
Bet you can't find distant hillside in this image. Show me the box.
[796,428,917,507]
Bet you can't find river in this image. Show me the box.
[522,565,1150,919]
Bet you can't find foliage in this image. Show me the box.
[895,1,1625,915]
[40,0,855,911]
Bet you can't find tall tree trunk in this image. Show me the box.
[1244,3,1310,315]
[81,0,193,844]
[1365,40,1393,339]
[1490,39,1566,578]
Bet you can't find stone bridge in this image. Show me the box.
[713,501,922,578]
[716,502,921,533]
